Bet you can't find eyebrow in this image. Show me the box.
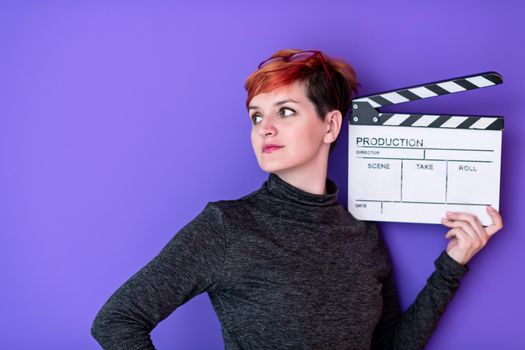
[248,99,299,110]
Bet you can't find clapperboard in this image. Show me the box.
[348,72,503,226]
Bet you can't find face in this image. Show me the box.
[248,80,332,175]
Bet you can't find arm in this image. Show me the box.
[90,202,227,350]
[371,206,504,350]
[371,249,468,350]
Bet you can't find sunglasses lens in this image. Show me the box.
[288,51,318,62]
[258,57,285,69]
[258,51,321,69]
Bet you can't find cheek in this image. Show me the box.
[291,123,324,150]
[281,130,310,160]
[251,130,261,153]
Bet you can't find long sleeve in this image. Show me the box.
[370,223,469,350]
[91,202,227,350]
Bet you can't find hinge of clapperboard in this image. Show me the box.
[350,72,504,130]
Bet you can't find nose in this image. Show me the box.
[258,115,277,137]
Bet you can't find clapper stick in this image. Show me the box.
[347,71,504,225]
[351,72,504,131]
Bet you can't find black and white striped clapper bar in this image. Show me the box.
[348,72,503,225]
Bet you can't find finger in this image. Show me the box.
[445,228,457,239]
[444,212,488,245]
[485,206,503,236]
[442,218,479,241]
[445,228,470,247]
[445,227,465,240]
[445,211,485,235]
[445,228,472,265]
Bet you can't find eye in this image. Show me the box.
[250,107,295,125]
[251,113,262,125]
[279,107,295,118]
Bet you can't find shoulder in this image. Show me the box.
[206,187,262,217]
[339,208,380,236]
[193,193,252,230]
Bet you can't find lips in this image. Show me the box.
[263,144,284,153]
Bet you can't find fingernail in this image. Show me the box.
[487,206,494,211]
[446,212,453,216]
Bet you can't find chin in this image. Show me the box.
[258,158,301,175]
[256,158,281,173]
[255,149,311,174]
[258,162,282,174]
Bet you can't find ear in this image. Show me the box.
[323,110,342,144]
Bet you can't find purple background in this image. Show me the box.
[1,1,523,349]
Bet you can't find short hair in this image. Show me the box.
[244,48,359,153]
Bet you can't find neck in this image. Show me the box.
[274,150,329,195]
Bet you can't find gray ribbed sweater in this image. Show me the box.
[91,172,468,349]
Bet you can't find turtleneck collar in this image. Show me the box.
[263,172,339,207]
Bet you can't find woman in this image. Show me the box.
[91,49,503,349]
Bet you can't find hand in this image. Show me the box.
[441,206,503,265]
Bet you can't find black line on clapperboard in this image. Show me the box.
[400,160,403,201]
[358,157,492,163]
[445,160,449,205]
[425,159,492,163]
[358,146,494,152]
[355,199,490,206]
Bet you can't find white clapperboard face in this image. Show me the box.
[347,72,503,226]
